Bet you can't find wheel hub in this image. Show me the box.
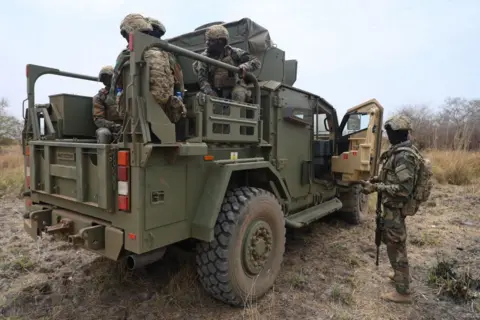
[243,220,273,275]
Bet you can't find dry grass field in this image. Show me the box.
[0,145,479,320]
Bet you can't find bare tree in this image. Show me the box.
[392,97,480,151]
[0,98,23,144]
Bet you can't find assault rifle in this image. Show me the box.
[375,191,383,266]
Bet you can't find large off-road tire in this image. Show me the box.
[338,184,368,225]
[196,187,286,306]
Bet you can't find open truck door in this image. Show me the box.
[331,99,384,182]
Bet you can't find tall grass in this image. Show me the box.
[425,150,480,185]
[0,145,24,196]
[0,144,478,198]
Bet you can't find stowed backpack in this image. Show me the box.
[391,145,433,215]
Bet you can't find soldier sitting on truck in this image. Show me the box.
[145,16,187,124]
[105,13,146,107]
[92,66,123,140]
[108,14,186,126]
[192,24,261,103]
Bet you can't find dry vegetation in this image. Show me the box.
[0,145,24,197]
[426,150,480,186]
[0,108,479,319]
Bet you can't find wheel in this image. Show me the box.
[338,184,368,225]
[195,187,286,306]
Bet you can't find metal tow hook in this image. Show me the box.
[44,218,73,234]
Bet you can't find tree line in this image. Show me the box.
[1,95,479,151]
[392,97,480,151]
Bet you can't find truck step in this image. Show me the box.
[285,197,343,228]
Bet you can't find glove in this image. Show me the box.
[238,65,247,79]
[369,176,381,183]
[360,181,377,194]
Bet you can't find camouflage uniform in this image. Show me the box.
[93,66,122,132]
[144,17,186,123]
[362,115,418,303]
[108,14,186,123]
[106,14,153,106]
[192,24,261,102]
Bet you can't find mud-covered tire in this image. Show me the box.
[338,184,368,225]
[195,187,286,306]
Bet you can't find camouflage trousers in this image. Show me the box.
[217,83,251,103]
[381,206,410,294]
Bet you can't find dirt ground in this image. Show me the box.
[0,182,479,320]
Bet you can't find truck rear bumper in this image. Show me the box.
[24,207,124,261]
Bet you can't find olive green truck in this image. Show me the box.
[21,18,384,306]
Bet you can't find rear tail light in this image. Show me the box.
[118,196,129,211]
[117,150,130,212]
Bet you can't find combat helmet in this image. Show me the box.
[146,17,166,37]
[384,115,412,131]
[120,13,152,38]
[205,24,229,42]
[98,65,114,80]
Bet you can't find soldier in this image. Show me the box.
[108,14,186,125]
[106,13,153,106]
[192,24,261,102]
[93,66,122,135]
[145,17,186,123]
[360,115,418,304]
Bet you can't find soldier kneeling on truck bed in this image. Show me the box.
[108,14,186,130]
[192,24,261,103]
[92,65,123,143]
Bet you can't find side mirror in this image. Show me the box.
[347,114,361,131]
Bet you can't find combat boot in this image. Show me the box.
[387,272,412,283]
[381,290,412,304]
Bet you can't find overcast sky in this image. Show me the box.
[1,0,478,121]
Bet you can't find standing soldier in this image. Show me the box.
[360,115,420,304]
[93,66,122,135]
[192,24,261,102]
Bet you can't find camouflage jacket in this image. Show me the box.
[106,48,184,104]
[193,45,261,93]
[93,87,122,130]
[376,140,418,208]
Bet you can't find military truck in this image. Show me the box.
[21,18,383,306]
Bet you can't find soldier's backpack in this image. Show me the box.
[393,145,433,216]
